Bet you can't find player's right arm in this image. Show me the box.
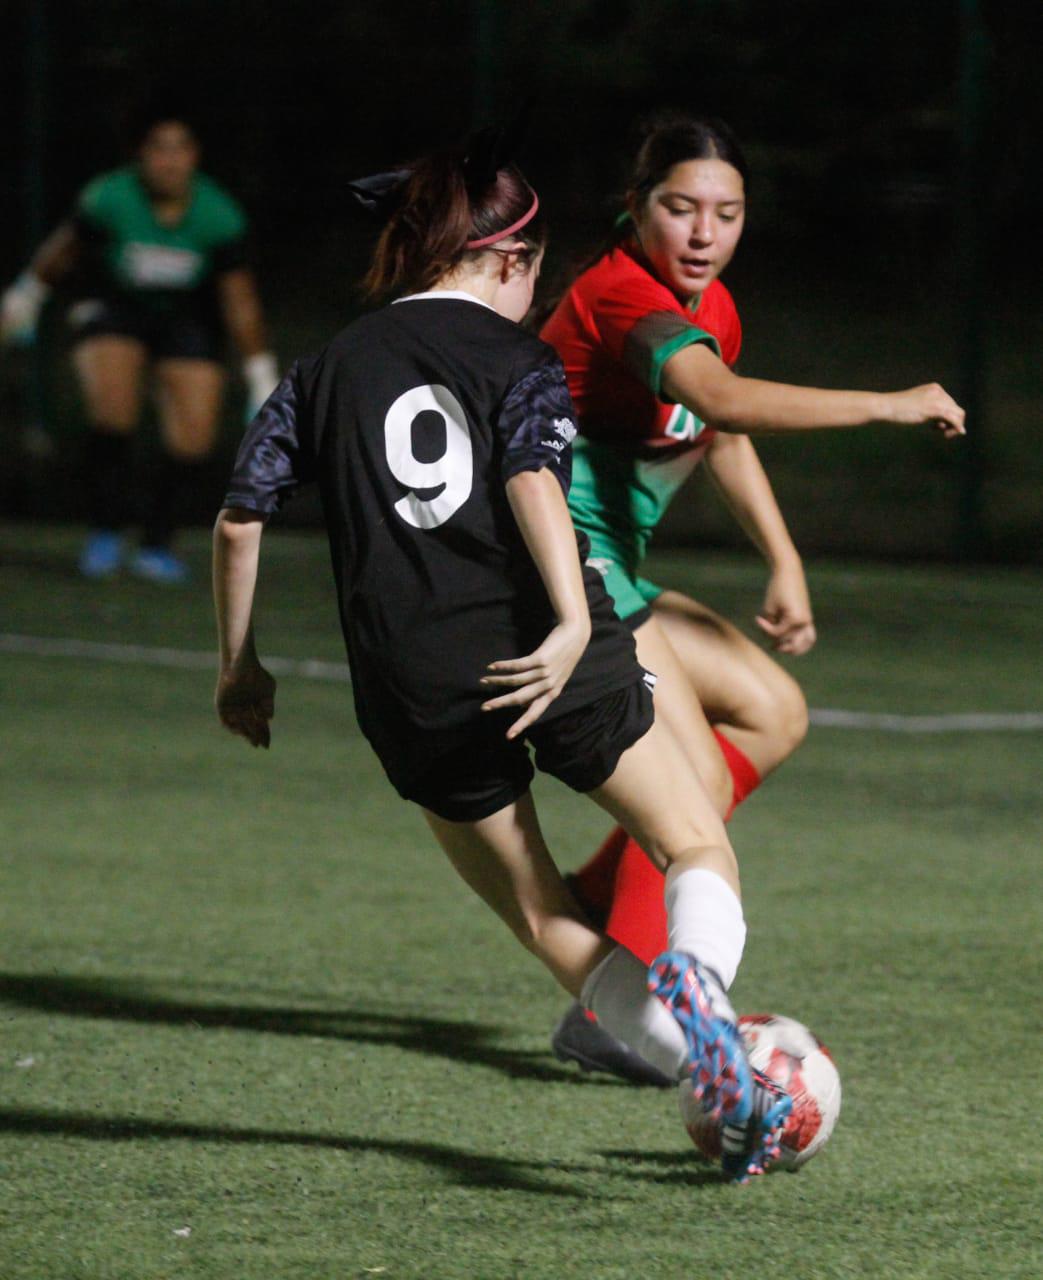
[0,222,82,344]
[213,508,275,749]
[212,356,317,748]
[704,431,816,655]
[661,342,966,439]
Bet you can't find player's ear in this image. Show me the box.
[499,251,520,284]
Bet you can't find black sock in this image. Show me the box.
[141,453,210,550]
[83,430,134,530]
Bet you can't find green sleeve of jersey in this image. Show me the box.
[196,176,248,245]
[75,173,117,232]
[623,312,721,400]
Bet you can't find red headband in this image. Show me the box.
[465,193,540,249]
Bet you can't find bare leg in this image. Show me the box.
[652,590,808,778]
[424,791,613,997]
[633,615,734,815]
[591,712,738,897]
[154,359,225,460]
[73,335,147,433]
[140,360,226,554]
[73,337,147,550]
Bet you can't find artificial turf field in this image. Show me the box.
[1,523,1040,1280]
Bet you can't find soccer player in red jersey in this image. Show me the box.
[540,113,965,1084]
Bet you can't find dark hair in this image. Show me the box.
[534,111,749,322]
[627,111,749,200]
[129,95,202,149]
[363,150,544,300]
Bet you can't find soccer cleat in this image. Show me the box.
[79,530,124,579]
[648,950,752,1128]
[720,1068,793,1184]
[551,1002,673,1087]
[129,546,190,585]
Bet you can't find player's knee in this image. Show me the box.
[766,672,809,758]
[660,836,738,887]
[169,438,212,463]
[87,408,137,434]
[163,426,214,463]
[743,669,808,767]
[512,898,584,955]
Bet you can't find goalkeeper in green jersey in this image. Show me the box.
[1,101,278,583]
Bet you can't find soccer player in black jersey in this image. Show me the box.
[212,137,791,1182]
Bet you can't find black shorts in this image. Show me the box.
[403,675,655,823]
[68,297,224,362]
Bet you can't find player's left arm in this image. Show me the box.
[704,430,816,656]
[215,267,279,420]
[482,354,592,738]
[213,507,276,748]
[483,467,592,739]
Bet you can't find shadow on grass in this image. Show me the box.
[0,1108,723,1194]
[598,1147,724,1186]
[0,1106,589,1196]
[0,971,622,1087]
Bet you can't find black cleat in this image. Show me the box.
[551,1001,673,1087]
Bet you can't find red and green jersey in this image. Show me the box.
[540,243,742,581]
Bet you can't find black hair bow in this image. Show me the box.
[461,100,533,191]
[346,168,412,216]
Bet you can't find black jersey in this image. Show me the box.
[224,292,643,791]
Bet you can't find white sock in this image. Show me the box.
[665,868,747,992]
[581,946,687,1082]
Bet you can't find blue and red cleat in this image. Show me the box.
[720,1068,793,1184]
[649,950,791,1183]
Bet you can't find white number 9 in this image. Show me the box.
[384,384,473,530]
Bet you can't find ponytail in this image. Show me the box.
[362,150,544,300]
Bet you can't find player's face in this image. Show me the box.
[138,122,200,200]
[631,158,746,301]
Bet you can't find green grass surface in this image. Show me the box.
[1,525,1041,1279]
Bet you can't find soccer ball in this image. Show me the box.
[678,1013,841,1170]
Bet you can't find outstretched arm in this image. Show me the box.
[704,432,815,655]
[662,342,965,439]
[216,268,279,420]
[0,222,82,344]
[481,468,592,740]
[213,508,275,748]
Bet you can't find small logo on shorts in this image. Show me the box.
[587,557,612,578]
[552,416,577,443]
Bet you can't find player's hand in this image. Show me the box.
[756,560,816,655]
[886,384,966,439]
[480,617,592,740]
[242,352,280,424]
[215,657,276,748]
[1,273,49,347]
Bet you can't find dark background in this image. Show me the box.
[3,0,1041,561]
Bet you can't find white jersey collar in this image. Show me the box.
[393,289,496,311]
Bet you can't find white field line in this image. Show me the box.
[0,632,351,683]
[2,632,1041,733]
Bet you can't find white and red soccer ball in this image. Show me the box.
[678,1013,841,1170]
